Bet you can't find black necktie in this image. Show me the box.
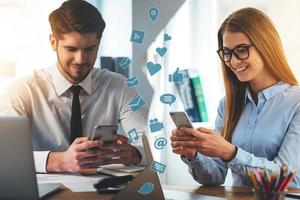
[70,85,82,144]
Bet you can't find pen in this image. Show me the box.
[280,170,296,192]
[275,163,287,191]
[247,163,296,193]
[249,170,259,189]
[266,173,276,192]
[270,173,278,192]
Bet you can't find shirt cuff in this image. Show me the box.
[135,145,147,166]
[181,153,206,167]
[227,146,249,171]
[33,151,50,173]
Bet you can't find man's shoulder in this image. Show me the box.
[10,67,52,90]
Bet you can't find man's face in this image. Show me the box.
[50,32,100,84]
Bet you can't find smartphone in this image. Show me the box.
[90,125,118,143]
[169,111,194,128]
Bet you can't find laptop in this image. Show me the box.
[0,116,62,200]
[111,134,224,200]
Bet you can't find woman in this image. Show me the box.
[170,7,300,187]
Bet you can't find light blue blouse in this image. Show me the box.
[182,82,300,187]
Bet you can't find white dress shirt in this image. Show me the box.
[1,65,147,172]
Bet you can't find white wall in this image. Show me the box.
[98,0,132,57]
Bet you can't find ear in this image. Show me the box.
[49,34,58,51]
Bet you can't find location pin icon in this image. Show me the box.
[149,7,159,23]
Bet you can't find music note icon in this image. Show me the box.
[128,128,139,143]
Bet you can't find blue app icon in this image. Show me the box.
[119,57,131,70]
[128,95,145,112]
[146,62,161,76]
[130,29,145,44]
[164,33,172,41]
[138,182,154,195]
[160,93,176,106]
[151,161,166,174]
[126,76,139,88]
[148,7,159,23]
[154,137,167,149]
[168,68,183,83]
[128,128,139,143]
[149,118,164,133]
[156,47,167,57]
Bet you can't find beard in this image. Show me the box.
[56,53,93,84]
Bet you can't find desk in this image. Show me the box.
[48,185,300,200]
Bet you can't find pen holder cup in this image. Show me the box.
[254,190,285,200]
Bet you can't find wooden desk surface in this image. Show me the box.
[47,185,300,200]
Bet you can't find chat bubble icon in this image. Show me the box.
[160,93,176,106]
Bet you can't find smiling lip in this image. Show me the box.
[235,65,248,72]
[71,64,88,70]
[71,66,87,75]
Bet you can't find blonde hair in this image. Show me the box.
[217,7,298,141]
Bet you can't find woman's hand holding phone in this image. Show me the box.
[168,112,237,161]
[170,128,198,160]
[169,112,198,159]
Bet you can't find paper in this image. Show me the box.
[37,173,109,192]
[99,164,145,173]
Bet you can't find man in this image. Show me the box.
[1,0,146,173]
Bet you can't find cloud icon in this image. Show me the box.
[138,182,154,195]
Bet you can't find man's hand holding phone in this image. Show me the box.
[89,125,141,166]
[46,137,106,172]
[46,125,141,173]
[97,134,142,166]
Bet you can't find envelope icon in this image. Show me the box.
[126,76,139,88]
[128,95,145,112]
[119,57,131,70]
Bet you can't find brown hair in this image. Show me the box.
[217,7,298,141]
[49,0,105,39]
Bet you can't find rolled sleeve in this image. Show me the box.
[181,153,228,186]
[226,108,300,187]
[228,146,279,173]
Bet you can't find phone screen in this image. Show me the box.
[169,112,193,128]
[91,125,118,142]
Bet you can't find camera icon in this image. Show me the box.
[149,118,164,133]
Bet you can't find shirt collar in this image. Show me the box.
[52,64,92,96]
[244,81,289,104]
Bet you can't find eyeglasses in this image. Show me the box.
[217,44,253,62]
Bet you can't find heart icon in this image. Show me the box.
[146,62,162,76]
[156,47,167,57]
[164,33,172,41]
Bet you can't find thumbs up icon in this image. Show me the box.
[168,68,183,83]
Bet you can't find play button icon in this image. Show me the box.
[130,29,145,44]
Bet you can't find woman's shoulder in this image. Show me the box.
[283,84,300,98]
[277,84,300,108]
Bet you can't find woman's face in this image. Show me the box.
[222,31,267,83]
